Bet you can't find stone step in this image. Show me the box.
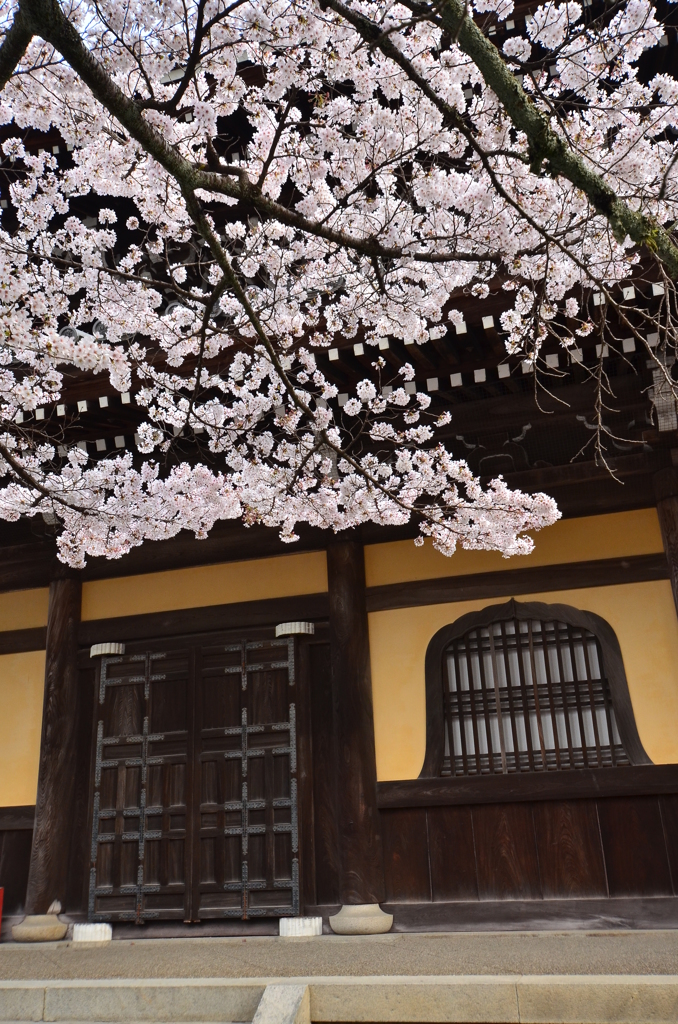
[1,975,678,1024]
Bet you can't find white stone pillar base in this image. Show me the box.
[328,903,393,935]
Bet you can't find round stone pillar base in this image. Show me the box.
[329,903,393,935]
[12,915,68,942]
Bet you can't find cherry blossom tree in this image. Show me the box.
[0,0,675,566]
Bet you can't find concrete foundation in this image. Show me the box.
[0,931,677,1024]
[1,975,678,1024]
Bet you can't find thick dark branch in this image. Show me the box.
[414,0,678,277]
[0,7,34,92]
[320,0,666,339]
[324,0,678,278]
[18,0,201,183]
[137,0,251,112]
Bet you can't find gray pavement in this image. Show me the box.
[0,930,677,981]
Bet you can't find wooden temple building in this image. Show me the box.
[2,6,678,939]
[1,281,678,936]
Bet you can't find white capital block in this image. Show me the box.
[279,916,322,937]
[72,922,112,943]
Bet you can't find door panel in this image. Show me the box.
[194,638,299,919]
[89,649,192,923]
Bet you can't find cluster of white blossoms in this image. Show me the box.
[0,0,675,564]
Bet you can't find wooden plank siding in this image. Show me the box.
[376,768,678,924]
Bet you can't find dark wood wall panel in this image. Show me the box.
[533,801,607,899]
[473,804,541,901]
[659,795,678,892]
[381,787,678,914]
[427,806,478,902]
[598,798,673,897]
[382,809,430,903]
[0,828,33,913]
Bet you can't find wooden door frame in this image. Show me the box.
[296,632,317,914]
[78,622,322,926]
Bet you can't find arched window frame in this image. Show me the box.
[419,598,651,779]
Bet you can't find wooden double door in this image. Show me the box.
[88,633,300,924]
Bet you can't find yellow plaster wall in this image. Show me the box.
[81,550,328,621]
[0,650,45,806]
[364,509,663,587]
[0,588,49,631]
[370,580,678,781]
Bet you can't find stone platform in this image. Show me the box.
[0,932,677,1024]
[1,930,678,980]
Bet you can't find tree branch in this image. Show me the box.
[15,0,500,268]
[0,6,34,92]
[323,0,678,278]
[423,0,678,275]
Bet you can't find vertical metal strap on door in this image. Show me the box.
[89,651,167,923]
[221,637,299,918]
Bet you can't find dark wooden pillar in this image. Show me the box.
[327,539,385,905]
[654,468,678,620]
[25,576,82,914]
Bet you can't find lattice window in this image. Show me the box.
[441,616,631,776]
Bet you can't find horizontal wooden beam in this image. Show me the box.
[504,449,664,490]
[446,374,651,436]
[0,450,666,594]
[377,763,678,809]
[365,552,669,612]
[0,626,46,654]
[0,520,419,593]
[78,592,330,646]
[379,896,678,932]
[0,523,333,593]
[0,553,665,651]
[0,805,35,831]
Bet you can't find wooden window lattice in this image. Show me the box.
[441,617,630,776]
